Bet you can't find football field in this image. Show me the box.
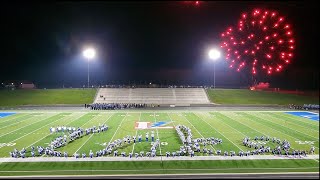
[0,110,318,157]
[0,110,319,176]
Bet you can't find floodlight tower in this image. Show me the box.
[83,48,96,88]
[208,49,221,89]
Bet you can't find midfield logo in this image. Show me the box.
[135,121,174,129]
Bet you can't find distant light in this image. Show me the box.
[208,49,221,60]
[11,83,14,85]
[83,48,96,60]
[149,82,152,85]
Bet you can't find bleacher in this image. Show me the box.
[93,88,211,106]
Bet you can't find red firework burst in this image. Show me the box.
[220,9,295,75]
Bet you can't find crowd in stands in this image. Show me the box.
[85,103,147,110]
[303,104,319,110]
[289,104,319,110]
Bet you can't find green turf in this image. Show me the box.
[1,88,318,107]
[0,89,96,107]
[206,89,319,105]
[0,160,318,176]
[0,110,318,176]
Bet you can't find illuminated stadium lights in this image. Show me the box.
[208,48,221,89]
[83,48,96,60]
[83,47,96,88]
[208,49,221,60]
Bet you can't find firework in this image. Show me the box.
[220,9,295,75]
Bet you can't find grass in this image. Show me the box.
[1,88,318,107]
[0,110,318,176]
[0,160,318,176]
[206,89,319,105]
[0,89,97,107]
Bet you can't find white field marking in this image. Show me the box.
[25,113,86,149]
[0,167,319,172]
[168,112,200,153]
[42,113,106,157]
[179,112,216,153]
[258,113,319,139]
[225,111,318,152]
[0,167,319,173]
[0,113,67,149]
[271,116,319,133]
[105,113,128,145]
[0,173,318,179]
[131,112,142,154]
[0,113,31,124]
[244,112,320,148]
[221,112,271,137]
[0,154,318,162]
[165,112,185,152]
[0,173,319,179]
[1,110,301,114]
[74,113,115,154]
[153,112,162,156]
[0,113,58,138]
[233,112,319,149]
[0,114,44,130]
[273,112,319,126]
[193,113,244,151]
[199,112,250,138]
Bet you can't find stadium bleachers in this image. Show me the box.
[93,88,211,105]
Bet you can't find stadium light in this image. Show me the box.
[208,48,221,89]
[83,48,96,60]
[82,47,96,88]
[208,49,221,61]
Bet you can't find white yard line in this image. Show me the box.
[0,154,318,162]
[0,113,57,138]
[179,112,217,153]
[0,113,67,149]
[0,114,47,130]
[25,113,86,149]
[74,113,114,154]
[106,113,128,145]
[274,117,319,133]
[274,112,319,126]
[193,113,244,151]
[131,112,142,154]
[230,112,319,150]
[0,113,31,124]
[257,113,319,140]
[41,113,105,157]
[2,110,308,114]
[199,112,249,138]
[243,112,319,148]
[291,123,319,133]
[223,113,274,138]
[153,113,162,156]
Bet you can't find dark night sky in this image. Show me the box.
[0,1,318,89]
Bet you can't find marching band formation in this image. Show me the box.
[8,124,316,159]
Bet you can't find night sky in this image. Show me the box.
[0,1,318,89]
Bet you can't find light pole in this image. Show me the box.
[83,48,96,88]
[208,49,221,89]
